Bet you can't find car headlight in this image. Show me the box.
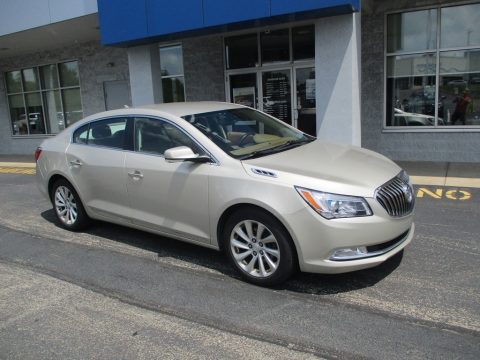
[295,187,373,219]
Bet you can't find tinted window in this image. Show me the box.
[134,117,201,156]
[225,34,258,69]
[86,118,127,149]
[292,26,314,60]
[261,29,290,63]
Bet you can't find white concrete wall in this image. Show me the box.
[127,45,163,106]
[315,13,361,146]
[0,0,97,36]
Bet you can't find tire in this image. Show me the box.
[51,179,91,231]
[223,207,296,286]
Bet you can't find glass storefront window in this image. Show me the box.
[387,9,437,53]
[441,3,480,49]
[5,61,83,135]
[439,50,480,126]
[162,77,185,103]
[6,71,22,93]
[160,45,184,77]
[59,61,80,87]
[25,92,45,134]
[292,26,315,60]
[8,95,27,135]
[22,68,40,92]
[386,4,480,129]
[43,90,64,133]
[225,34,258,69]
[261,29,290,63]
[40,64,59,89]
[386,54,437,126]
[159,44,185,103]
[62,88,83,126]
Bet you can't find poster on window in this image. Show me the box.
[305,79,316,100]
[232,87,256,108]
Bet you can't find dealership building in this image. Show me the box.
[0,0,479,162]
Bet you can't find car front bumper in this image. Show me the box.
[283,199,414,274]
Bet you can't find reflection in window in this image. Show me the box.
[8,95,27,135]
[5,61,83,135]
[159,45,185,103]
[441,3,480,49]
[439,50,480,126]
[386,4,480,128]
[387,10,437,53]
[386,54,437,126]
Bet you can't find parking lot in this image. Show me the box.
[0,170,479,359]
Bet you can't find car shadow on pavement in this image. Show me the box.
[41,209,404,295]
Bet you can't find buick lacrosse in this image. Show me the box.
[36,102,414,286]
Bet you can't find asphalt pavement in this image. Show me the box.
[0,170,479,359]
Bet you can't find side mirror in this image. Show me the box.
[164,146,211,163]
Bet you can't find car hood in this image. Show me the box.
[241,140,402,198]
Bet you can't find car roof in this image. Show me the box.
[71,102,246,131]
[140,101,242,117]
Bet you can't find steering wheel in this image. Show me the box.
[238,132,255,146]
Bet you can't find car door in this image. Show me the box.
[125,117,211,244]
[66,117,131,222]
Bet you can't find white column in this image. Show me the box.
[314,12,361,146]
[127,44,163,106]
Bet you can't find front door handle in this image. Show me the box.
[69,159,82,167]
[128,170,144,179]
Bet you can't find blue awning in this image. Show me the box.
[98,0,360,46]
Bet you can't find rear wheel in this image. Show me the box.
[51,179,90,231]
[223,208,296,286]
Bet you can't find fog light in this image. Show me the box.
[330,246,368,261]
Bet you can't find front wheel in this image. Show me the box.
[51,179,91,231]
[223,208,296,286]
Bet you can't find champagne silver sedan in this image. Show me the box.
[36,102,415,286]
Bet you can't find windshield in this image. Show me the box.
[182,108,314,159]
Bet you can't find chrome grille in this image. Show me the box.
[375,172,415,217]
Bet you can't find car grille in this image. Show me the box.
[375,173,415,217]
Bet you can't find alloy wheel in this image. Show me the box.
[230,220,281,278]
[54,185,78,226]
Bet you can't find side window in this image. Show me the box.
[134,117,201,156]
[87,118,127,149]
[73,124,89,144]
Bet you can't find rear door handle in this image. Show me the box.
[128,170,144,179]
[69,159,82,167]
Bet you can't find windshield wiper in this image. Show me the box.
[239,138,314,160]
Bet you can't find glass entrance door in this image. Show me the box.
[227,67,315,134]
[229,73,258,109]
[261,69,292,125]
[294,67,316,136]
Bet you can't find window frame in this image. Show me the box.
[4,59,84,138]
[384,2,480,132]
[70,115,218,164]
